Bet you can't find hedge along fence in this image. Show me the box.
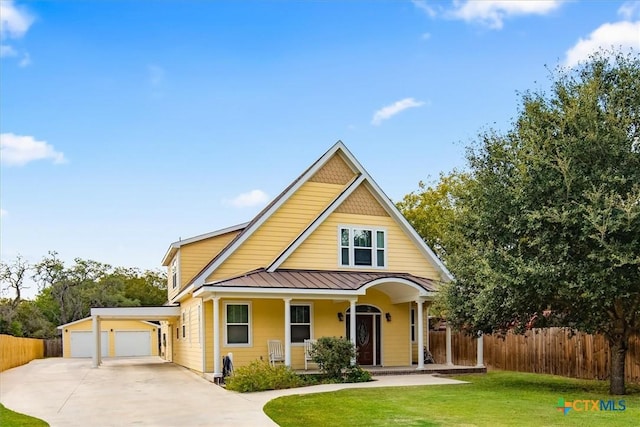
[429,328,640,384]
[0,334,45,372]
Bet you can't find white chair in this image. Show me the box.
[304,338,317,370]
[268,340,284,366]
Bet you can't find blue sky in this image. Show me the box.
[1,1,639,297]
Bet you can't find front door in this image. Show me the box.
[356,316,374,365]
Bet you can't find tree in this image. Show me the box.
[0,255,30,307]
[443,51,640,395]
[397,171,470,260]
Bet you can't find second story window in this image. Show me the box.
[172,258,178,289]
[340,227,386,268]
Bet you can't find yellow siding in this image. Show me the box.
[61,319,159,358]
[209,181,345,281]
[172,297,204,371]
[281,212,439,278]
[167,231,241,301]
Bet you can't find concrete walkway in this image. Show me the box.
[0,357,466,426]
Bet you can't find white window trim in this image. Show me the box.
[171,257,179,289]
[338,225,387,269]
[290,302,313,347]
[224,301,252,347]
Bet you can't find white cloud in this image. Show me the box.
[0,133,67,166]
[371,98,425,126]
[224,189,269,208]
[0,1,34,64]
[448,0,563,30]
[0,209,7,218]
[564,21,640,67]
[412,0,437,18]
[618,1,640,20]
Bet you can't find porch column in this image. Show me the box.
[445,324,453,366]
[416,300,424,369]
[425,305,430,351]
[213,297,221,375]
[349,299,356,366]
[284,298,292,366]
[92,315,101,368]
[476,332,485,368]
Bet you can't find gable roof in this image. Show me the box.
[187,141,452,291]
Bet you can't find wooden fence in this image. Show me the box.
[429,328,640,384]
[0,334,45,372]
[45,337,63,357]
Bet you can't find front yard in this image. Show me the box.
[264,371,640,426]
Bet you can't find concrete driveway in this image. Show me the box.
[0,357,465,426]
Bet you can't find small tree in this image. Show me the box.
[310,336,356,380]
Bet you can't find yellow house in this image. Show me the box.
[58,317,159,358]
[157,141,453,378]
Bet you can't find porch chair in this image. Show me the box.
[304,338,317,370]
[267,340,285,366]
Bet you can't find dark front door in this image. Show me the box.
[356,315,374,365]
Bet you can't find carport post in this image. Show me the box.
[416,300,424,369]
[213,297,221,375]
[92,315,101,368]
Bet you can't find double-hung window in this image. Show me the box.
[171,258,178,289]
[290,304,312,343]
[226,303,250,346]
[340,226,386,267]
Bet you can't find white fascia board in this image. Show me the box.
[190,141,351,288]
[267,174,365,272]
[170,284,194,304]
[194,285,363,300]
[161,222,249,266]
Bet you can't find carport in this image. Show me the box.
[90,306,180,368]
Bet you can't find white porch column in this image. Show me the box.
[416,300,424,369]
[476,332,485,368]
[349,299,356,366]
[213,297,221,375]
[284,298,292,366]
[425,305,430,352]
[445,324,453,366]
[92,315,101,368]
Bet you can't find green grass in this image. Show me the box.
[0,404,48,427]
[264,371,640,427]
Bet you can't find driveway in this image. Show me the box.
[0,357,465,426]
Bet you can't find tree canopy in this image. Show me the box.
[400,51,639,395]
[0,252,167,339]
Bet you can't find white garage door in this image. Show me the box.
[115,331,151,357]
[70,331,108,358]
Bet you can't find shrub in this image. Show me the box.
[225,360,303,392]
[310,336,357,380]
[344,365,372,383]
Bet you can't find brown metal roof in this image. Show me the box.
[201,268,439,292]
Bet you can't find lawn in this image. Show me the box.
[0,404,48,427]
[264,371,640,427]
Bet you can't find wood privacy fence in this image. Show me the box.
[0,334,45,372]
[429,328,640,384]
[45,337,63,357]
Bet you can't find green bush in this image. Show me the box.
[225,360,303,392]
[344,365,372,383]
[310,336,357,380]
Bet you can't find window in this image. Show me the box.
[176,327,179,340]
[410,308,416,342]
[225,303,250,345]
[290,304,312,343]
[340,227,386,267]
[181,312,186,339]
[197,305,201,344]
[188,308,192,343]
[171,258,178,289]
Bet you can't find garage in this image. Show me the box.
[59,317,160,358]
[70,331,108,358]
[115,331,151,357]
